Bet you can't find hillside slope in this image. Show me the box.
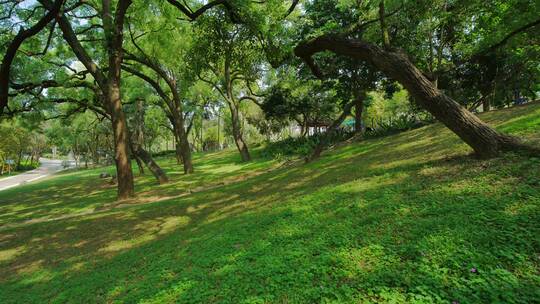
[0,102,539,303]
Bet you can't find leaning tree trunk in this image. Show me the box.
[228,102,251,162]
[133,154,145,175]
[294,36,534,158]
[132,145,168,184]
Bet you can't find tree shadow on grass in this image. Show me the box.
[0,103,539,302]
[0,144,538,303]
[0,147,276,228]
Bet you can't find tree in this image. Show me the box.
[294,0,539,158]
[190,13,265,161]
[36,0,136,199]
[122,18,194,173]
[0,121,30,172]
[262,67,341,137]
[126,99,169,184]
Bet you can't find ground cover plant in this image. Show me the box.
[1,0,539,302]
[0,102,538,303]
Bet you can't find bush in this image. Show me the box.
[262,114,434,160]
[152,150,177,157]
[261,130,353,159]
[365,114,433,138]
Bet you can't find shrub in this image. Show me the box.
[261,130,353,159]
[152,150,177,157]
[365,114,433,138]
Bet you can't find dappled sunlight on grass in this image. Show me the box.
[100,216,191,254]
[0,245,26,262]
[0,147,279,228]
[0,103,539,302]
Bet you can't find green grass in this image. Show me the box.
[0,102,539,303]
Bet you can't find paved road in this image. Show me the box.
[0,159,69,192]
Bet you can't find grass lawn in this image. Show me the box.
[0,102,539,303]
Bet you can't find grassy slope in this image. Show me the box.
[0,102,539,303]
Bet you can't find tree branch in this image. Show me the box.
[0,0,65,116]
[166,0,240,22]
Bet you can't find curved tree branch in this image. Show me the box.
[0,0,65,116]
[471,18,540,60]
[166,0,239,22]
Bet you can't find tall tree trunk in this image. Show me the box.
[228,101,251,161]
[107,83,135,199]
[16,149,23,170]
[295,36,535,158]
[51,0,135,199]
[172,112,194,174]
[103,0,135,199]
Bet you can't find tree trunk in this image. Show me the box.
[294,36,534,158]
[175,139,183,164]
[307,102,354,162]
[482,98,491,112]
[302,120,309,137]
[103,0,135,200]
[354,91,366,134]
[121,51,193,174]
[132,145,168,184]
[134,154,145,175]
[228,102,251,161]
[16,149,23,170]
[217,113,221,149]
[168,118,183,164]
[172,112,194,174]
[108,83,135,199]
